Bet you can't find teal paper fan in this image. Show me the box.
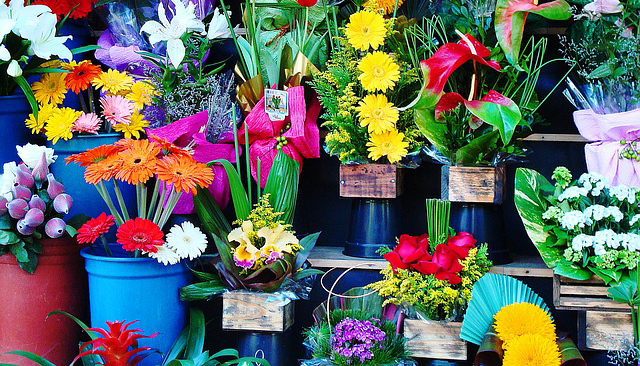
[460,273,551,345]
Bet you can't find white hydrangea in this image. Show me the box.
[606,206,624,222]
[610,185,637,204]
[572,233,594,251]
[630,214,640,227]
[593,243,607,256]
[560,210,588,230]
[584,205,606,223]
[594,229,619,249]
[558,186,589,201]
[578,172,607,196]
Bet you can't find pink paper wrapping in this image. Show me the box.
[147,111,237,214]
[573,108,640,187]
[239,86,321,187]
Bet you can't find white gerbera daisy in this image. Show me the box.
[166,221,208,260]
[148,245,181,266]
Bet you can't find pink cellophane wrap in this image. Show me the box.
[573,108,640,187]
[239,86,321,188]
[147,111,237,214]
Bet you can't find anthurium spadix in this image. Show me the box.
[495,0,571,66]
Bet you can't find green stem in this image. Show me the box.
[113,180,130,221]
[158,189,182,229]
[302,7,309,53]
[232,109,241,176]
[152,182,168,225]
[244,122,252,208]
[393,0,400,18]
[77,92,88,114]
[147,179,162,221]
[88,86,95,114]
[95,182,124,225]
[257,158,262,200]
[141,184,147,220]
[99,235,112,257]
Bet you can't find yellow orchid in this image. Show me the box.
[257,224,299,262]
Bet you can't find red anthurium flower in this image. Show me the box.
[413,244,464,284]
[73,320,157,366]
[383,234,431,271]
[77,212,116,244]
[116,218,164,253]
[297,0,318,5]
[447,232,477,258]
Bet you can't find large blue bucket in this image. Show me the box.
[80,244,192,365]
[0,94,31,166]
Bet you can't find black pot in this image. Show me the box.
[344,198,398,258]
[236,330,294,366]
[422,360,466,366]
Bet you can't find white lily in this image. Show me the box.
[1,0,50,39]
[20,12,72,61]
[0,45,9,61]
[7,59,21,76]
[207,8,232,40]
[140,0,205,69]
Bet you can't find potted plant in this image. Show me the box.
[0,144,88,365]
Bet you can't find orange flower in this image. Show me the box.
[115,140,161,185]
[65,61,103,94]
[66,145,120,166]
[155,155,214,194]
[85,154,123,184]
[150,137,191,158]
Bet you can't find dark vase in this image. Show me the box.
[344,198,398,258]
[236,329,294,366]
[0,93,32,165]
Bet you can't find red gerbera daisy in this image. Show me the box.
[65,60,103,93]
[77,213,116,244]
[116,218,164,253]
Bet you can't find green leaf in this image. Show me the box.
[292,268,324,281]
[167,360,196,366]
[17,250,38,274]
[263,151,300,225]
[0,230,20,245]
[455,131,500,165]
[465,95,522,145]
[293,232,321,272]
[210,160,251,221]
[210,349,239,359]
[71,45,101,55]
[0,215,11,230]
[47,310,99,340]
[193,187,232,241]
[587,63,613,79]
[4,351,54,366]
[554,260,592,281]
[163,327,189,365]
[67,214,91,230]
[65,225,78,237]
[13,75,39,116]
[23,68,69,75]
[558,337,586,366]
[184,308,206,360]
[414,106,449,155]
[180,278,227,301]
[10,241,28,262]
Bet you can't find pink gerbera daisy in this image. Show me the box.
[72,112,102,134]
[100,95,134,125]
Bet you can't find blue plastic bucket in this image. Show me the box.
[80,244,192,365]
[0,94,31,166]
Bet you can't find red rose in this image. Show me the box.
[447,232,476,258]
[297,0,317,6]
[383,234,430,271]
[412,244,464,284]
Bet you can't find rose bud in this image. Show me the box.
[8,198,29,219]
[15,168,34,188]
[29,194,46,212]
[17,219,36,236]
[18,163,31,174]
[23,208,44,227]
[0,197,7,215]
[46,174,65,199]
[12,185,31,201]
[45,218,66,239]
[53,193,73,214]
[32,153,50,182]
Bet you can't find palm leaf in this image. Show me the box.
[293,232,321,272]
[184,308,206,360]
[193,186,232,240]
[262,151,300,225]
[209,159,251,220]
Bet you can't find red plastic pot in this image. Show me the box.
[0,236,87,365]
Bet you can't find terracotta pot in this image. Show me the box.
[0,236,87,365]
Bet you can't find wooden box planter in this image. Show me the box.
[441,166,505,204]
[578,311,633,351]
[403,319,467,360]
[553,275,629,312]
[339,164,403,199]
[222,291,294,332]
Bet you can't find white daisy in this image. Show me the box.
[148,245,181,266]
[166,221,208,260]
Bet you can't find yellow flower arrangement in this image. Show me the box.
[502,334,561,366]
[113,112,150,139]
[493,303,556,348]
[31,72,67,105]
[25,103,58,134]
[358,51,400,92]
[356,94,399,134]
[367,129,409,163]
[45,107,82,144]
[126,81,158,111]
[345,10,387,51]
[91,69,134,95]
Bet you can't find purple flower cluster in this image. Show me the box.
[331,318,387,363]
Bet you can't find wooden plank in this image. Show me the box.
[560,285,610,297]
[523,134,587,142]
[339,164,402,199]
[555,275,629,312]
[557,297,630,312]
[222,291,294,332]
[585,311,633,350]
[404,319,467,360]
[442,166,504,204]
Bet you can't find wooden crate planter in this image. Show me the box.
[339,164,402,199]
[441,166,505,204]
[553,275,630,312]
[403,319,467,360]
[222,291,294,332]
[579,311,633,351]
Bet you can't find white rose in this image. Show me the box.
[0,162,17,201]
[16,143,57,169]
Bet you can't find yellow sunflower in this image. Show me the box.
[345,10,387,51]
[91,69,134,95]
[126,81,158,111]
[31,73,67,105]
[113,112,149,139]
[366,129,408,163]
[25,103,58,134]
[502,334,561,366]
[358,52,400,92]
[356,94,398,134]
[45,107,82,144]
[494,303,556,348]
[364,0,405,14]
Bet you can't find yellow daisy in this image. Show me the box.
[126,81,158,111]
[113,112,149,139]
[345,10,387,51]
[356,94,398,134]
[364,0,405,14]
[502,334,561,366]
[358,52,400,92]
[91,69,134,95]
[31,73,67,105]
[45,107,82,144]
[366,129,408,163]
[494,303,556,348]
[25,103,58,134]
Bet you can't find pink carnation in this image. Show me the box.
[101,95,134,125]
[72,113,102,134]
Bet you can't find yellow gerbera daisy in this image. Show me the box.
[366,129,409,163]
[40,60,62,68]
[358,52,400,92]
[364,0,405,14]
[126,81,158,111]
[345,10,387,51]
[45,107,82,144]
[31,73,67,105]
[356,94,398,134]
[502,334,561,366]
[91,69,134,95]
[113,112,149,139]
[494,303,556,348]
[25,103,58,134]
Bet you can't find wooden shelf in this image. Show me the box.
[308,246,554,278]
[523,134,587,143]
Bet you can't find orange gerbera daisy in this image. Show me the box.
[150,137,191,158]
[155,155,215,194]
[85,154,123,184]
[66,144,120,166]
[115,140,162,185]
[65,61,103,93]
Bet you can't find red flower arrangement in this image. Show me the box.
[32,0,96,19]
[77,213,115,244]
[116,218,164,253]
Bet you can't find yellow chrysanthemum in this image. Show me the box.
[345,10,387,51]
[356,94,398,133]
[366,129,408,163]
[31,73,67,105]
[494,303,556,348]
[364,0,405,14]
[358,52,400,92]
[45,107,82,144]
[502,334,561,366]
[91,69,134,95]
[126,81,158,111]
[113,112,149,139]
[25,103,58,134]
